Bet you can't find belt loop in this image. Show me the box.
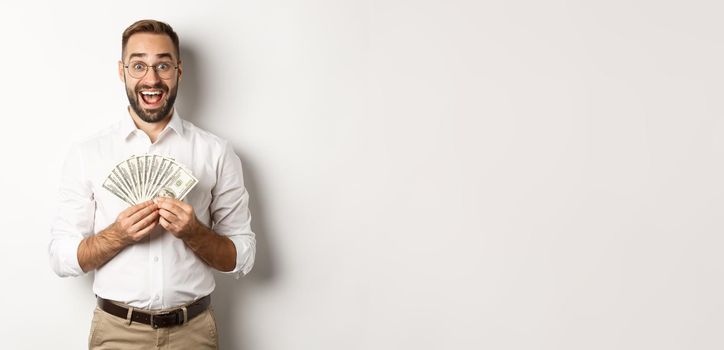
[126,306,134,326]
[182,306,188,325]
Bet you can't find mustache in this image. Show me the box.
[135,83,169,93]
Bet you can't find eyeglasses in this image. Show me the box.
[124,61,178,80]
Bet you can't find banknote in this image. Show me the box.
[103,154,198,205]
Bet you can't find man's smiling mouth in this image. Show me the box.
[139,89,164,107]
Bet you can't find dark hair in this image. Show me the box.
[122,19,180,59]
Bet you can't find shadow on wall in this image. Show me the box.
[214,153,276,350]
[177,45,205,125]
[179,43,277,350]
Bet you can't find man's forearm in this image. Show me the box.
[182,224,237,272]
[77,202,160,272]
[77,224,128,272]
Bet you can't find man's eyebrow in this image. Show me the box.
[127,52,176,61]
[156,53,174,60]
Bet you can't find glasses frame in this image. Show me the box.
[123,61,179,80]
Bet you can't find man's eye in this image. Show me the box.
[157,63,170,71]
[132,63,146,71]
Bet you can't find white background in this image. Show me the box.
[1,1,723,349]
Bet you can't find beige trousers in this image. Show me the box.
[88,305,219,350]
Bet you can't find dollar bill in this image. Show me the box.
[103,154,198,205]
[114,161,137,203]
[165,166,198,200]
[137,155,146,200]
[102,177,134,206]
[145,155,159,199]
[126,158,140,200]
[107,171,135,203]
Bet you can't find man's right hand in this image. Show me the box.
[110,200,160,245]
[78,200,159,272]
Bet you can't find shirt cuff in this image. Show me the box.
[220,234,256,278]
[48,235,85,277]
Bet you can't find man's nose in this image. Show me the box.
[144,67,162,83]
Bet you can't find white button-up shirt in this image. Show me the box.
[48,110,256,309]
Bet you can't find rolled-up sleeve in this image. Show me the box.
[48,144,95,277]
[210,142,256,277]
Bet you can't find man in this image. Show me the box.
[48,19,255,349]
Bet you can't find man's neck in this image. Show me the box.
[127,107,173,144]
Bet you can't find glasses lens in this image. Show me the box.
[128,62,147,79]
[156,62,175,79]
[126,62,177,79]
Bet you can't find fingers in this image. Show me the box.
[120,200,155,218]
[132,217,159,240]
[154,197,189,216]
[159,216,173,231]
[127,202,159,224]
[156,198,186,228]
[130,209,159,233]
[155,197,196,238]
[159,215,183,234]
[158,208,186,233]
[113,201,160,244]
[158,208,179,222]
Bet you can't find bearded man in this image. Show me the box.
[49,19,256,350]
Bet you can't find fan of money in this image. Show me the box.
[102,155,198,206]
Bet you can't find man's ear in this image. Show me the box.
[118,60,125,82]
[177,60,183,82]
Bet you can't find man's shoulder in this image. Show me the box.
[73,120,123,150]
[182,119,230,150]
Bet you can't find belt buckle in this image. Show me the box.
[151,310,182,329]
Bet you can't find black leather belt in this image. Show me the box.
[97,295,211,329]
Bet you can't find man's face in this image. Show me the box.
[118,33,182,123]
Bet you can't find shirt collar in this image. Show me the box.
[165,109,185,137]
[119,108,185,140]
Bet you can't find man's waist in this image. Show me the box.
[97,294,211,328]
[93,266,216,309]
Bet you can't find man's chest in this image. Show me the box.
[85,140,218,228]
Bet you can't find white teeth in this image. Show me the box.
[141,91,162,96]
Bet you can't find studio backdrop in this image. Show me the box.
[1,1,723,349]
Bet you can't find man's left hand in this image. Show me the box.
[154,197,199,239]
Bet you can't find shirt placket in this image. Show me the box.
[149,233,164,309]
[143,135,165,309]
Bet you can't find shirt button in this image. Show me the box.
[154,256,159,262]
[154,295,160,301]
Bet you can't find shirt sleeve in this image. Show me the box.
[210,141,256,277]
[48,144,96,277]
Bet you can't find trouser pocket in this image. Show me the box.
[88,307,104,349]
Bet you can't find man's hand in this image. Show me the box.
[154,196,237,271]
[78,200,159,272]
[155,197,199,239]
[112,200,160,244]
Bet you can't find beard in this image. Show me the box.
[125,81,178,123]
